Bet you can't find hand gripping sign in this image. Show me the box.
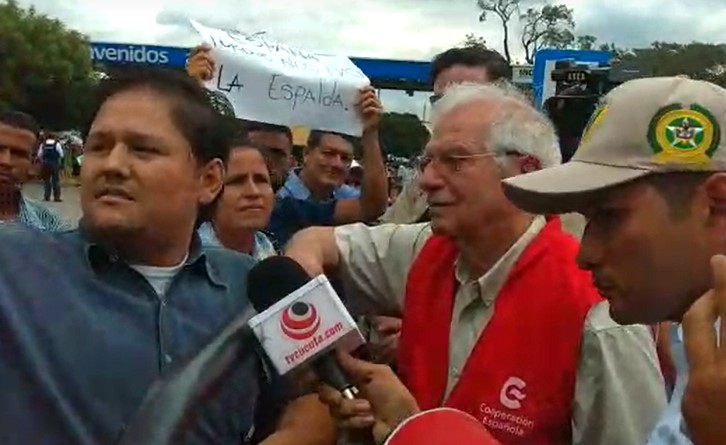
[190,20,371,137]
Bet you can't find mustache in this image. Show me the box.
[95,184,134,199]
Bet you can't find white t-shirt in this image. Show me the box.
[129,253,188,296]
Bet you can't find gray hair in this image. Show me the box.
[430,81,562,169]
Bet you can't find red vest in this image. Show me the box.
[397,219,601,445]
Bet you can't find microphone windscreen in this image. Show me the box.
[248,256,312,312]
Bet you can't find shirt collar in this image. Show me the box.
[253,231,277,259]
[79,220,226,287]
[18,196,56,228]
[671,319,722,376]
[9,190,31,223]
[198,221,222,247]
[282,168,343,202]
[454,216,547,305]
[281,168,312,200]
[200,222,277,261]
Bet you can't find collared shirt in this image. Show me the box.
[446,216,544,397]
[644,327,691,444]
[267,196,337,248]
[0,224,288,445]
[0,192,69,231]
[334,219,667,445]
[198,222,277,260]
[644,322,714,444]
[277,169,360,201]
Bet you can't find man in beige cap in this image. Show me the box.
[502,76,726,444]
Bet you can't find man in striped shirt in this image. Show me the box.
[0,111,68,231]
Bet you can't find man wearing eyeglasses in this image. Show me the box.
[285,82,665,445]
[381,45,512,226]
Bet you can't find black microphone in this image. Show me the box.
[247,256,360,399]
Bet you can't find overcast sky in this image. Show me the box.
[17,0,726,116]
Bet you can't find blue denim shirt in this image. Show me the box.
[644,323,713,445]
[645,324,691,444]
[198,222,277,260]
[0,224,287,445]
[266,196,336,248]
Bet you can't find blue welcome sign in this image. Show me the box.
[89,42,189,68]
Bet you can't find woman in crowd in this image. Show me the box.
[198,134,277,259]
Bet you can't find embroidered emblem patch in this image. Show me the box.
[647,104,720,164]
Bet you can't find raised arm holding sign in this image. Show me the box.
[190,20,370,136]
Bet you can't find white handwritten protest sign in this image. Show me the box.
[190,20,370,136]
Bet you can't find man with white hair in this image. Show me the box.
[286,82,666,444]
[379,45,513,226]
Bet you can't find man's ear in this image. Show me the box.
[198,158,225,206]
[509,153,541,175]
[703,173,726,216]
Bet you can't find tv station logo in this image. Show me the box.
[280,302,321,340]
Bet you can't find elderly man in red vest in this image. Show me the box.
[285,81,666,445]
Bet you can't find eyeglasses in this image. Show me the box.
[429,94,442,106]
[416,152,497,174]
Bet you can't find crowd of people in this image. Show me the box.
[0,38,724,445]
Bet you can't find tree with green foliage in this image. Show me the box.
[573,34,597,50]
[472,0,726,89]
[0,0,95,130]
[520,4,575,63]
[621,42,726,86]
[575,35,726,87]
[597,42,629,60]
[476,0,520,63]
[463,33,488,49]
[379,112,430,159]
[475,1,592,64]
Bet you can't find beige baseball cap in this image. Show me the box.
[502,76,726,214]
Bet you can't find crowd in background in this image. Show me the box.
[1,37,725,445]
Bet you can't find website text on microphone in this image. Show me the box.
[284,322,345,366]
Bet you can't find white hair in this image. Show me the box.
[430,81,561,169]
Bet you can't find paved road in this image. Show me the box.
[24,182,82,227]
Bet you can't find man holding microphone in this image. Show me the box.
[313,258,726,445]
[286,81,664,444]
[317,76,726,444]
[315,349,500,445]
